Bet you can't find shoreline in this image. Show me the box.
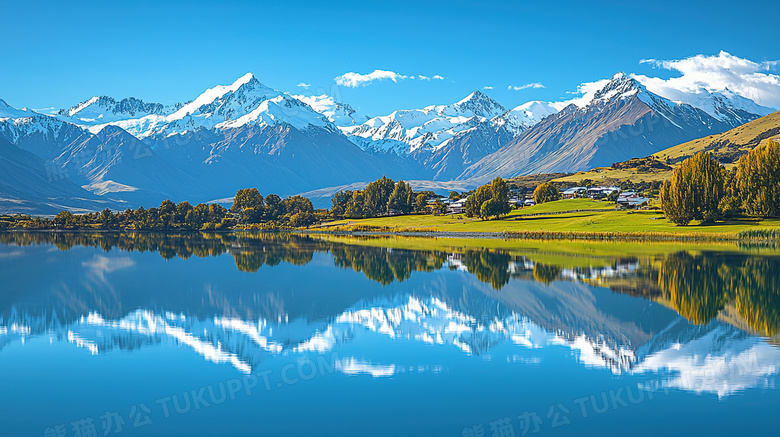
[4,227,778,243]
[300,229,748,242]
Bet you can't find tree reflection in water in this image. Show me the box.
[1,232,778,336]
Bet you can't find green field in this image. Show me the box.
[319,198,780,238]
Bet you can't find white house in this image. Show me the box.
[447,198,467,214]
[561,187,586,199]
[617,192,650,208]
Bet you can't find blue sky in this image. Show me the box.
[2,0,779,115]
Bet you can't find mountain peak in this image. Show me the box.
[450,90,505,118]
[457,90,487,103]
[587,73,646,106]
[230,72,259,90]
[57,96,173,121]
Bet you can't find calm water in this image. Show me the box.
[1,232,779,437]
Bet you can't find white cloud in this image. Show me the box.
[334,70,444,87]
[296,82,311,89]
[334,69,408,87]
[508,82,546,91]
[549,78,611,110]
[483,86,494,90]
[633,51,780,107]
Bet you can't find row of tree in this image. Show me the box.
[14,187,319,231]
[660,140,780,225]
[49,201,233,231]
[231,188,316,227]
[330,176,446,219]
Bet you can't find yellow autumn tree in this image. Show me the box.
[659,152,725,225]
[736,140,780,217]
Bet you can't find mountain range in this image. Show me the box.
[0,72,774,213]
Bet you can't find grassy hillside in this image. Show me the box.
[553,110,780,184]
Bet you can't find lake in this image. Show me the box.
[1,232,778,436]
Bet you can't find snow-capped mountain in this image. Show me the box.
[665,88,773,125]
[0,99,93,161]
[60,73,334,138]
[421,100,559,180]
[0,98,37,120]
[292,93,368,127]
[459,73,758,181]
[57,96,181,127]
[492,100,559,135]
[0,70,775,214]
[341,90,507,156]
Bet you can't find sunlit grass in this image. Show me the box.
[319,198,780,239]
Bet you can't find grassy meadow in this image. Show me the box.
[318,198,780,239]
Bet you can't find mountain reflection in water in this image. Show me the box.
[1,231,779,400]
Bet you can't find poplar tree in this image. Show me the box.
[736,140,780,217]
[660,152,725,225]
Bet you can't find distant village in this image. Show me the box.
[439,185,650,215]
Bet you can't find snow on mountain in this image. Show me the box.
[459,73,746,181]
[341,90,507,155]
[59,73,334,138]
[656,88,773,125]
[491,100,559,135]
[0,98,39,120]
[0,99,91,158]
[552,73,770,125]
[292,93,368,127]
[57,96,180,126]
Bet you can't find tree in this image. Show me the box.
[232,188,264,213]
[432,198,447,215]
[363,176,395,216]
[53,210,75,228]
[283,195,314,215]
[736,140,780,217]
[99,208,115,228]
[288,211,316,227]
[331,190,352,219]
[387,181,414,214]
[479,198,502,220]
[465,185,491,218]
[344,191,365,219]
[264,194,283,221]
[533,183,560,204]
[158,199,176,228]
[487,177,511,218]
[414,193,428,214]
[241,207,264,224]
[175,201,193,224]
[449,191,461,201]
[660,152,725,225]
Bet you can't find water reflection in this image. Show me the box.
[1,231,779,400]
